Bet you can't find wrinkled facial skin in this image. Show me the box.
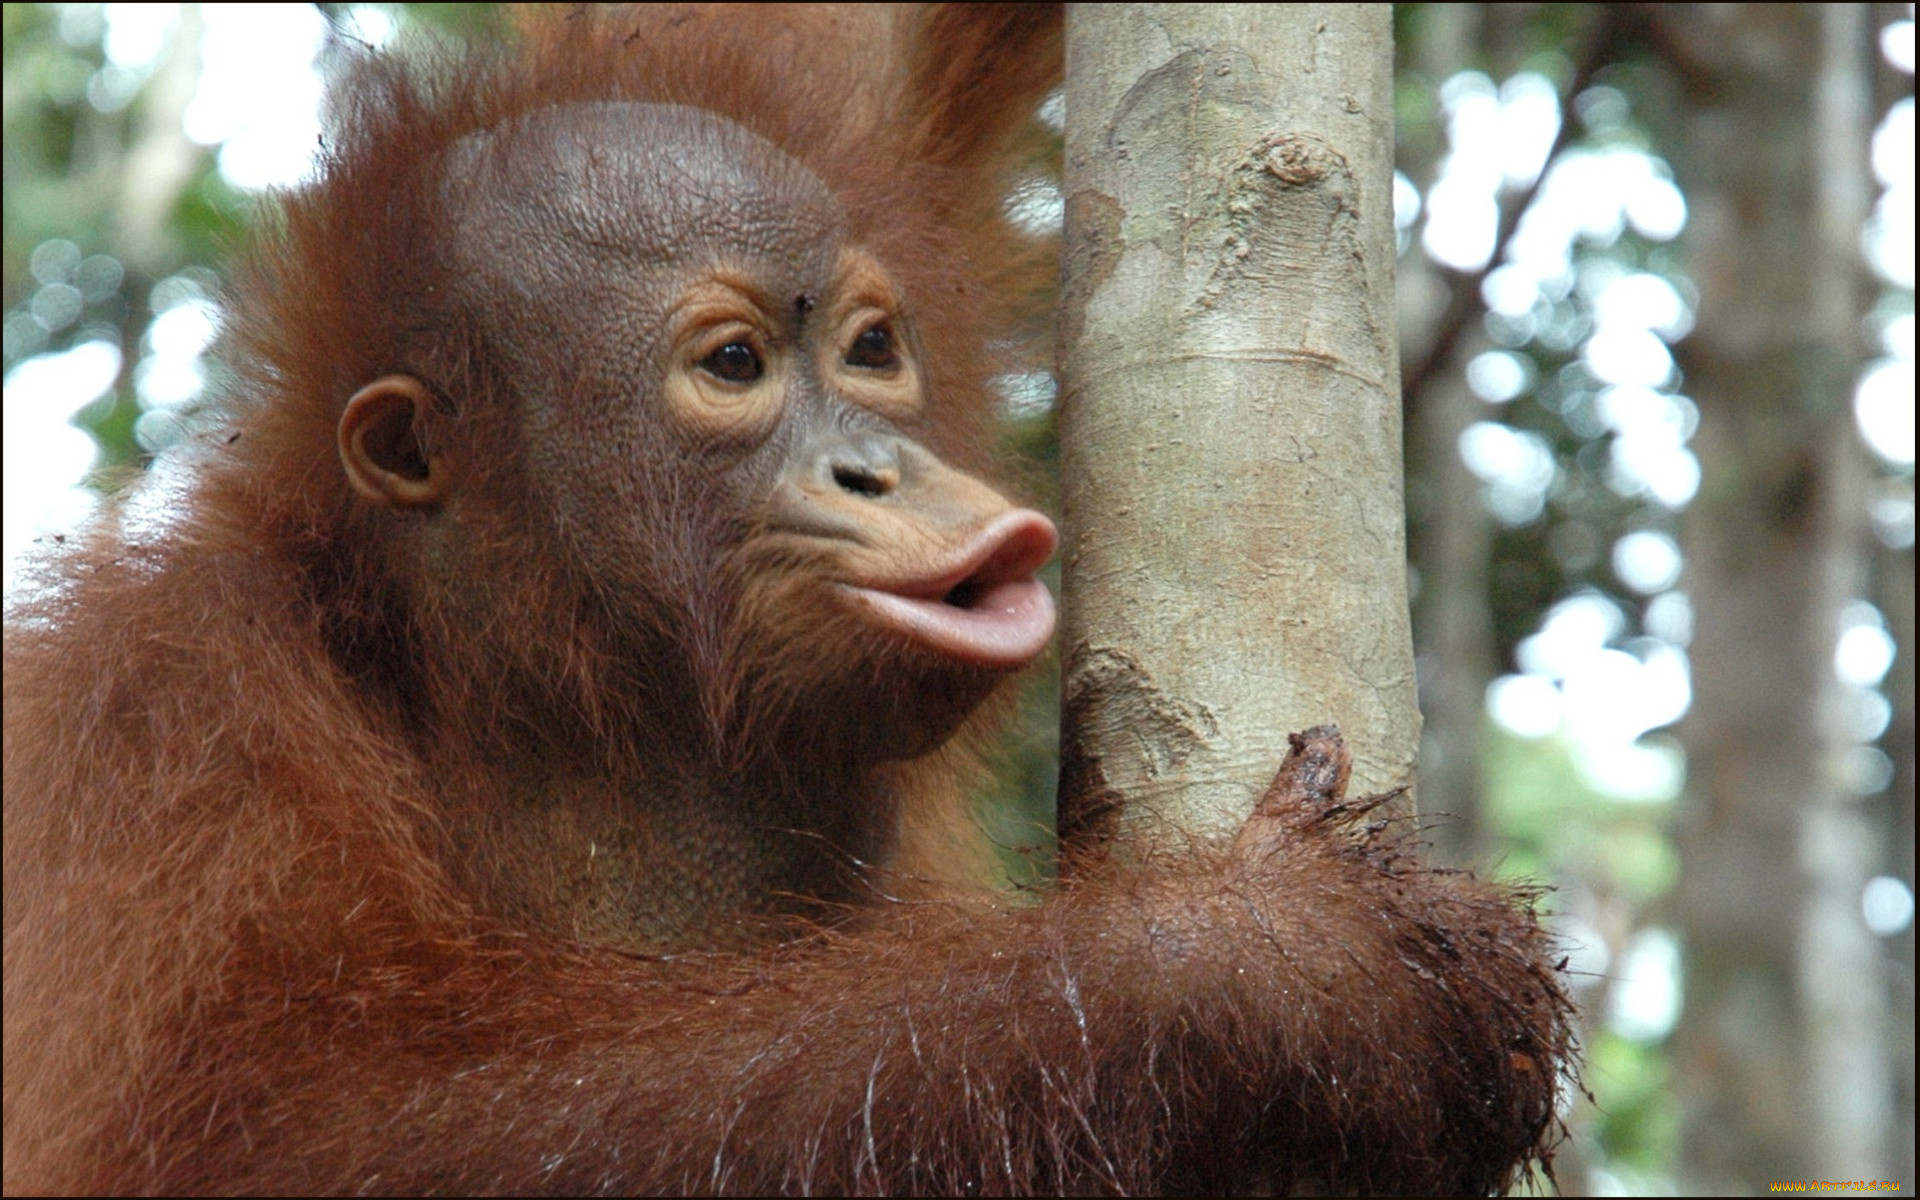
[423,103,1056,757]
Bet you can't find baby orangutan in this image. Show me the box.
[4,6,1570,1194]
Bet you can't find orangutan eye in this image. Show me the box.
[701,341,763,383]
[846,324,899,370]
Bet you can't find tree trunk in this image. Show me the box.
[1661,4,1893,1188]
[1399,3,1497,865]
[1057,4,1413,847]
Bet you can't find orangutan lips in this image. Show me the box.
[841,509,1057,668]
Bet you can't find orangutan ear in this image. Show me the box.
[338,375,452,508]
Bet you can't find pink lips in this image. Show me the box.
[840,509,1058,668]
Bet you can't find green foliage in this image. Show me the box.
[973,649,1062,890]
[1483,725,1678,902]
[3,4,500,478]
[1587,1028,1681,1174]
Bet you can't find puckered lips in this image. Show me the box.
[840,509,1058,668]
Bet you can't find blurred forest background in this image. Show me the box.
[4,4,1912,1193]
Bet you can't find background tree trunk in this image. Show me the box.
[1057,4,1413,846]
[1661,5,1895,1188]
[1397,3,1497,866]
